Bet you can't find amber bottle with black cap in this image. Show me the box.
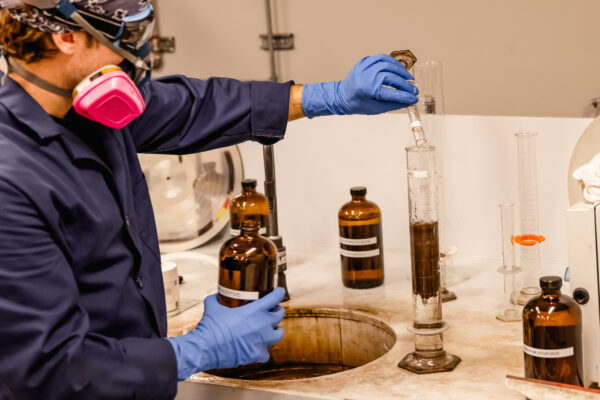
[230,179,269,236]
[218,220,278,308]
[523,276,583,386]
[338,187,385,288]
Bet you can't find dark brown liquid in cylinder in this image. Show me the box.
[218,233,277,308]
[409,221,440,300]
[339,218,384,289]
[523,295,583,386]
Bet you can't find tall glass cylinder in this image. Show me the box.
[414,60,456,303]
[414,60,445,116]
[496,204,521,322]
[515,132,544,304]
[398,146,460,374]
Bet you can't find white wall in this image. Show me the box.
[155,0,600,118]
[237,114,592,268]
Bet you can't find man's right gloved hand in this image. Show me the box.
[301,54,419,118]
[166,287,286,381]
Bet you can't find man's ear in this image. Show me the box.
[51,32,77,55]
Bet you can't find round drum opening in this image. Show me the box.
[206,307,397,381]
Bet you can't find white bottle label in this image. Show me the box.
[218,285,259,300]
[408,170,428,178]
[339,236,377,246]
[340,248,380,258]
[230,227,267,236]
[523,344,574,358]
[278,251,287,266]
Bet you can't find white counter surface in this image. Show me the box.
[165,235,545,400]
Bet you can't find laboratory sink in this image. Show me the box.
[206,307,397,381]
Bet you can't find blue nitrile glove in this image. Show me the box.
[302,53,419,118]
[166,287,286,381]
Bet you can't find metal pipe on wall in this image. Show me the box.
[263,0,289,301]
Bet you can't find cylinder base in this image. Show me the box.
[496,309,521,322]
[398,351,461,374]
[441,288,457,302]
[516,286,541,305]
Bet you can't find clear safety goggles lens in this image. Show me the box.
[120,7,155,49]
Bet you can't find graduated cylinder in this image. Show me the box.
[398,145,460,374]
[515,132,545,305]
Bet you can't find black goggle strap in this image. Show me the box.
[2,54,72,98]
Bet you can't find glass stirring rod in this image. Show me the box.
[389,50,427,146]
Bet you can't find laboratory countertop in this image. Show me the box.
[164,236,536,400]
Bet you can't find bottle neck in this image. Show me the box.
[240,225,260,236]
[243,187,257,194]
[351,194,366,201]
[542,288,561,301]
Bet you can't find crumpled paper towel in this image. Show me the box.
[573,153,600,203]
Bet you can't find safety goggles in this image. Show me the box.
[119,6,155,50]
[47,4,155,52]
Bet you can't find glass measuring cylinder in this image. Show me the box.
[413,60,456,303]
[496,204,521,322]
[398,145,460,374]
[413,61,445,116]
[515,132,545,305]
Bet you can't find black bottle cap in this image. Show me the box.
[540,276,562,290]
[242,179,257,189]
[350,186,367,196]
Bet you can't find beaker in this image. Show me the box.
[514,132,545,304]
[161,261,181,318]
[398,145,460,374]
[496,204,521,322]
[413,61,445,116]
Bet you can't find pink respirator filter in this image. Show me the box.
[72,67,145,129]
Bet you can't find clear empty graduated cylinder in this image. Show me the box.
[514,132,545,304]
[398,145,460,374]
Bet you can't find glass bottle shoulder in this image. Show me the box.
[220,234,277,258]
[338,199,381,221]
[523,294,581,326]
[231,192,269,209]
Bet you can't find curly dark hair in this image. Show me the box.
[0,7,58,63]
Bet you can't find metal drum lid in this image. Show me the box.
[138,146,244,253]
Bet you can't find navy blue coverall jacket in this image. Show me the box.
[0,73,291,400]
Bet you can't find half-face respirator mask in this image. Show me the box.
[1,0,154,129]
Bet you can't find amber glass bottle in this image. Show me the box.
[218,220,278,308]
[523,276,583,386]
[338,187,384,289]
[230,179,269,236]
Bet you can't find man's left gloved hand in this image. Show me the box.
[301,54,419,118]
